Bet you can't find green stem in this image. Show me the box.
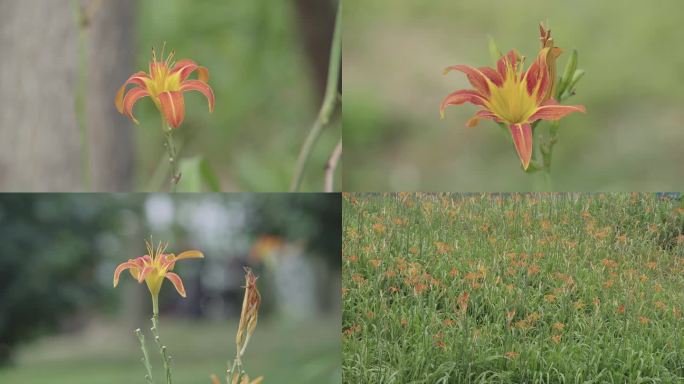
[150,313,172,384]
[289,0,342,192]
[135,328,155,384]
[161,117,179,192]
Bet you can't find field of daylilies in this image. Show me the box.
[342,193,684,383]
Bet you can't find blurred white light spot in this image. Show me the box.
[145,195,174,231]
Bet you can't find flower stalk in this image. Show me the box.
[162,119,180,191]
[135,328,155,384]
[114,239,203,384]
[151,314,173,384]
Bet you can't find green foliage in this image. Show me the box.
[343,193,684,383]
[0,196,127,365]
[177,156,221,192]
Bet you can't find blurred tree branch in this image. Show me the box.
[324,139,342,192]
[292,0,337,101]
[290,0,341,192]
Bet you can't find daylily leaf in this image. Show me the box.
[488,35,502,64]
[200,158,221,192]
[177,156,221,192]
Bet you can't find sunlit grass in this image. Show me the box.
[342,193,684,383]
[0,317,340,384]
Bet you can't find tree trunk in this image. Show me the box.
[86,0,136,191]
[0,0,135,191]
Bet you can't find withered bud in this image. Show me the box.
[236,267,261,359]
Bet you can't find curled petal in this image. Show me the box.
[475,109,501,121]
[466,110,500,127]
[509,123,533,170]
[443,65,491,96]
[171,59,197,80]
[165,272,186,297]
[159,91,186,128]
[180,80,215,112]
[440,90,487,118]
[171,59,209,83]
[113,260,135,287]
[121,88,150,124]
[196,66,209,83]
[525,49,550,101]
[175,250,205,260]
[466,116,480,128]
[529,101,586,122]
[115,71,150,113]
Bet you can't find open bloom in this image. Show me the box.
[440,25,585,169]
[113,240,204,313]
[115,46,215,128]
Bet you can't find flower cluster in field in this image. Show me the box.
[342,193,684,383]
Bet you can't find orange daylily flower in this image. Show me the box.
[113,240,204,313]
[115,46,215,129]
[440,25,585,169]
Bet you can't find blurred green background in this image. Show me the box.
[343,0,684,191]
[135,0,340,191]
[0,194,341,383]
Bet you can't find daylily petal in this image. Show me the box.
[529,101,586,122]
[159,91,186,128]
[466,110,500,127]
[115,71,150,113]
[172,59,210,83]
[121,88,150,124]
[497,49,521,79]
[475,109,501,121]
[509,123,533,170]
[138,265,154,283]
[180,80,215,112]
[175,250,205,260]
[524,48,550,102]
[443,65,491,96]
[171,59,198,80]
[478,66,503,87]
[165,272,186,297]
[149,61,169,79]
[113,260,135,287]
[466,116,480,128]
[440,90,487,118]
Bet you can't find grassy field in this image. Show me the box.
[342,193,684,383]
[0,317,340,384]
